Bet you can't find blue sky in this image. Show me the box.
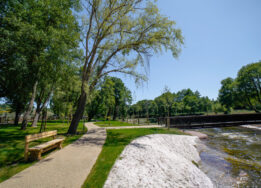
[118,0,261,103]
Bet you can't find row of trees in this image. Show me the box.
[1,0,81,129]
[218,61,261,113]
[130,61,261,118]
[1,0,184,134]
[129,88,221,118]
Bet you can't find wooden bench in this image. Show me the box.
[24,130,64,161]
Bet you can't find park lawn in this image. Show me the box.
[95,120,140,127]
[0,121,87,183]
[82,127,184,188]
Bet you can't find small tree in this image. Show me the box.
[218,78,236,109]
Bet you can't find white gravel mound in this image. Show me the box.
[104,134,213,188]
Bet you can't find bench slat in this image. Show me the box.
[26,130,57,142]
[28,138,64,151]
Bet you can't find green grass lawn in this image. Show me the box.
[0,121,87,183]
[82,127,184,188]
[95,120,140,127]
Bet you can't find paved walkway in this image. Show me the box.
[0,123,165,188]
[0,123,106,188]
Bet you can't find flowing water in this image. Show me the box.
[196,125,261,187]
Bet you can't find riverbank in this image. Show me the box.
[104,134,213,188]
[199,126,261,187]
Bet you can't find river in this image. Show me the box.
[196,125,261,187]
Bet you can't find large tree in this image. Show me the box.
[236,61,261,112]
[1,0,81,129]
[218,62,261,112]
[1,0,37,125]
[67,0,184,134]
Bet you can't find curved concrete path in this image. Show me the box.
[0,123,106,188]
[0,123,164,188]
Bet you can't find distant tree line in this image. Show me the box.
[130,61,261,118]
[129,88,217,118]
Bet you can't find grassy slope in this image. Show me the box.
[0,121,86,183]
[95,120,139,127]
[83,128,183,188]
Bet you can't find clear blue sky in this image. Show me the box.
[118,0,261,103]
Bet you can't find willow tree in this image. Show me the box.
[67,0,183,134]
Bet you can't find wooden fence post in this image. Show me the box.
[167,117,170,130]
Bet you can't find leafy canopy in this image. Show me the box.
[80,0,184,90]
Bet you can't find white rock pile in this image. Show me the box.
[104,134,213,188]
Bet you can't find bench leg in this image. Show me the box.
[37,151,42,160]
[58,141,63,149]
[30,151,42,161]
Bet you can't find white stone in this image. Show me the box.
[104,134,213,188]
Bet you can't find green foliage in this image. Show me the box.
[218,77,235,108]
[50,69,81,118]
[82,128,183,188]
[0,0,81,126]
[212,101,226,114]
[236,62,261,112]
[132,88,215,118]
[218,61,261,112]
[68,0,184,133]
[130,100,157,118]
[85,77,132,121]
[80,0,183,84]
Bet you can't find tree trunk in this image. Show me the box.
[40,108,47,133]
[40,112,45,133]
[87,111,95,122]
[32,110,40,127]
[14,110,21,126]
[67,90,87,134]
[87,116,92,122]
[113,105,118,121]
[31,89,53,128]
[21,81,38,130]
